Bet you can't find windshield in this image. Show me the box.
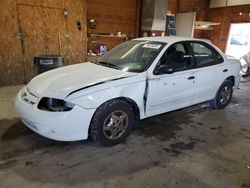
[96,40,165,72]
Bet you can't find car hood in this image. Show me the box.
[27,62,136,99]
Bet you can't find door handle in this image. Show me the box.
[147,76,161,81]
[223,69,228,72]
[188,76,195,80]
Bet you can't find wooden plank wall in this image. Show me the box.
[0,0,25,86]
[0,0,140,86]
[0,0,87,86]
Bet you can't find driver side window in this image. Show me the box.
[155,43,193,74]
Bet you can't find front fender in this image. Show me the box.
[69,80,146,119]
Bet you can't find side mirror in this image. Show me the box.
[155,65,174,75]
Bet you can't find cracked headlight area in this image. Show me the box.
[38,97,75,112]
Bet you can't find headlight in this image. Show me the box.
[38,97,75,112]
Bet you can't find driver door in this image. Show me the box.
[146,42,196,117]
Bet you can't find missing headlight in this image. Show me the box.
[38,97,75,112]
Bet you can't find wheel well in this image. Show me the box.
[89,97,141,134]
[226,76,235,86]
[116,97,140,124]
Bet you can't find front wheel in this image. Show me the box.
[90,99,134,146]
[210,80,233,109]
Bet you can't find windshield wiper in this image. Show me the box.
[95,61,120,70]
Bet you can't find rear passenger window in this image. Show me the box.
[191,42,218,68]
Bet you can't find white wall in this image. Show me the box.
[210,0,250,8]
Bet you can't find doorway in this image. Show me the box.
[17,4,67,82]
[226,23,250,59]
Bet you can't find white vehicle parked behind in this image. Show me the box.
[15,37,241,146]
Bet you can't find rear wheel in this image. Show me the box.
[90,99,134,146]
[210,80,233,109]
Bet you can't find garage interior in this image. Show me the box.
[0,0,250,187]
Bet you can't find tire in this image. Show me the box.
[90,99,134,146]
[210,80,233,109]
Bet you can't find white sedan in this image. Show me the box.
[15,37,241,146]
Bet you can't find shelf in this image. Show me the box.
[88,33,128,55]
[87,55,100,62]
[194,27,213,31]
[90,34,128,39]
[194,21,220,31]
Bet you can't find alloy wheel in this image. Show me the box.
[103,110,129,140]
[219,86,232,105]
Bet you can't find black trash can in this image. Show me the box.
[34,55,64,74]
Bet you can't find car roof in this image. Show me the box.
[133,36,209,44]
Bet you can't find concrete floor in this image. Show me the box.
[0,78,250,188]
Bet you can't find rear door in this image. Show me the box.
[146,42,196,117]
[187,41,226,104]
